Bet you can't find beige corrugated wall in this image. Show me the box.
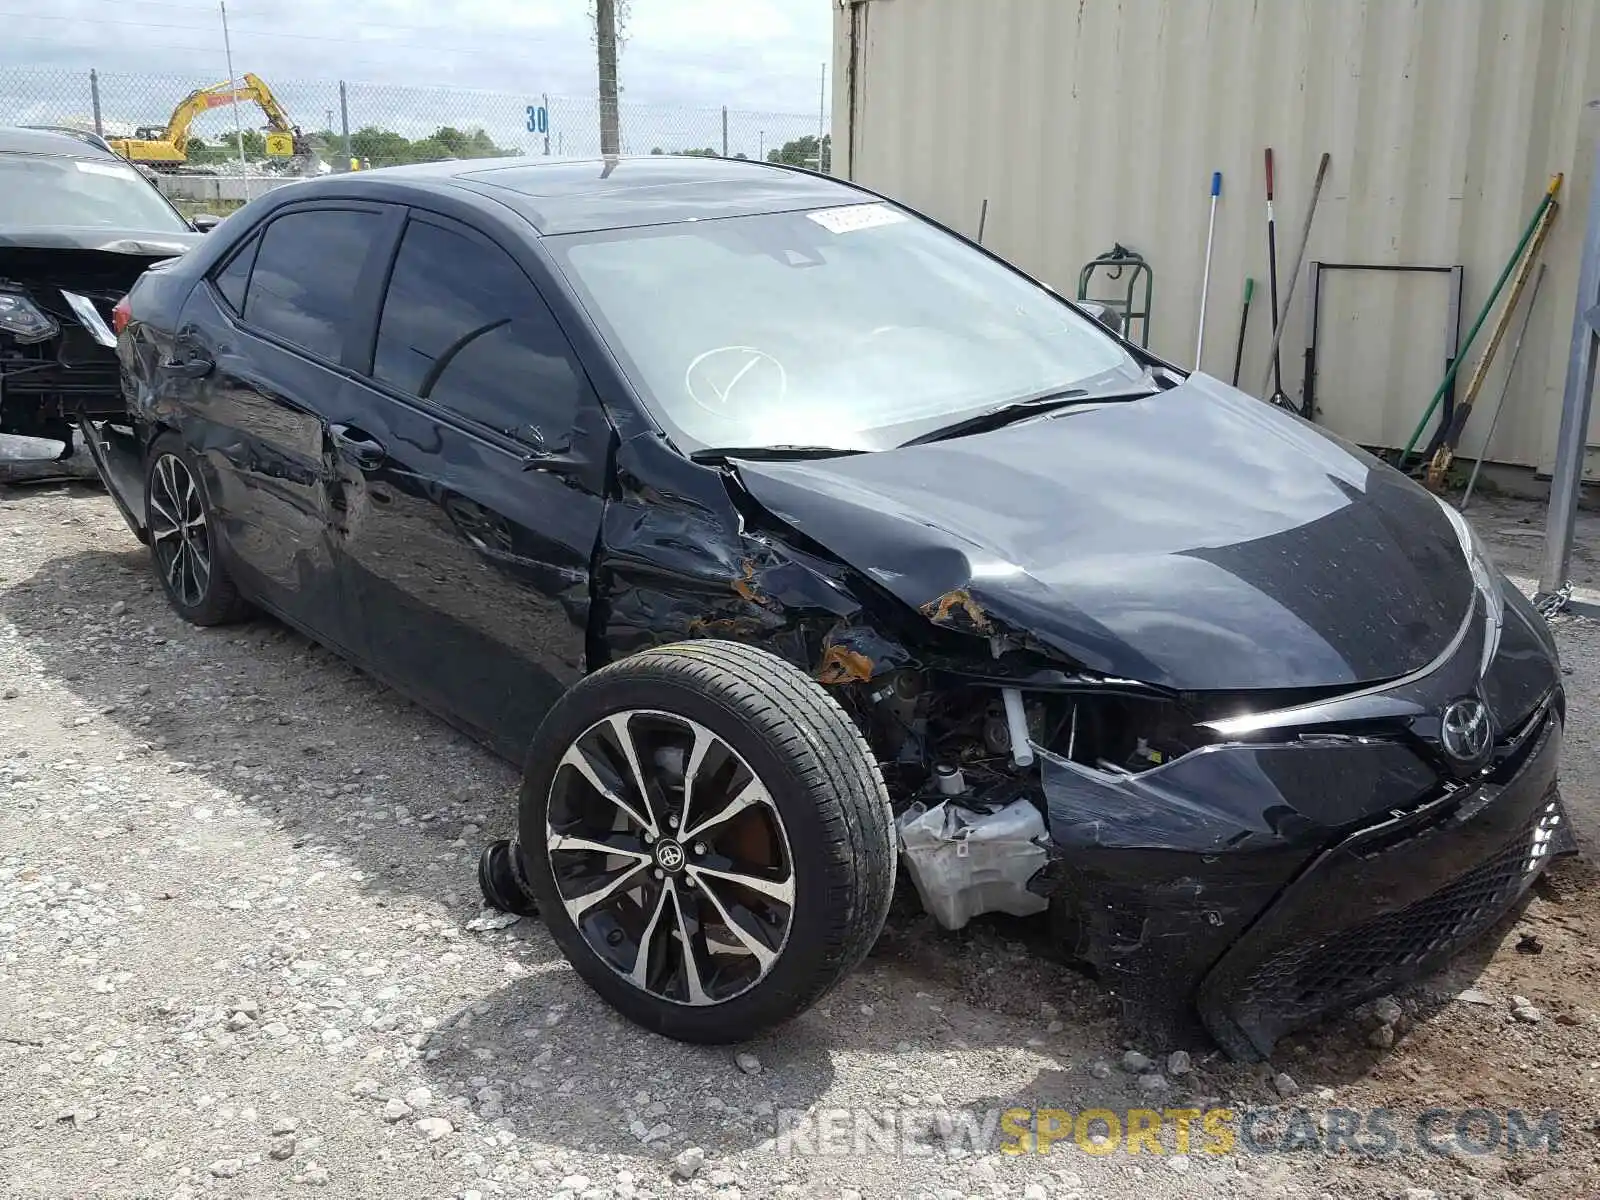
[832,0,1600,476]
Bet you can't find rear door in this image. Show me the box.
[172,202,398,653]
[331,210,609,756]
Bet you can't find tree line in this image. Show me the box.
[188,124,515,165]
[189,127,830,170]
[650,134,832,171]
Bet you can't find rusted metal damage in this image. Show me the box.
[816,642,874,685]
[815,622,912,685]
[731,559,775,608]
[919,587,993,633]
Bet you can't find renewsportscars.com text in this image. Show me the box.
[772,1105,1562,1160]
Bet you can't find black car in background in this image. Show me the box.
[0,127,202,458]
[85,156,1571,1058]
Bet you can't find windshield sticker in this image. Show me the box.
[74,160,139,180]
[805,204,908,234]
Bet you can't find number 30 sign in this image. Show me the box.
[526,105,550,135]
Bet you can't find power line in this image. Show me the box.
[55,0,228,12]
[3,31,542,76]
[65,0,556,43]
[0,11,551,59]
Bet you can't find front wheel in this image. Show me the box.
[518,640,895,1043]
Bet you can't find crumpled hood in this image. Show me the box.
[0,234,198,313]
[0,226,200,256]
[731,374,1473,691]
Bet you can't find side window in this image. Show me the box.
[374,219,587,445]
[212,233,259,315]
[244,208,383,362]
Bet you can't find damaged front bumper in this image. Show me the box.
[898,573,1572,1060]
[1036,700,1569,1059]
[1196,710,1567,1058]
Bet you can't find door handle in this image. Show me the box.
[330,423,386,470]
[163,351,214,379]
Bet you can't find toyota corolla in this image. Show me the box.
[83,155,1570,1058]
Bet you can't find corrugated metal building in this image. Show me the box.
[831,0,1600,477]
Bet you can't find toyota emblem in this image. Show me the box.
[1440,697,1492,763]
[654,840,686,872]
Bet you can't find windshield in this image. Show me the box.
[0,153,189,232]
[548,203,1142,451]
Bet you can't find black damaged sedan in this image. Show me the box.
[86,156,1571,1058]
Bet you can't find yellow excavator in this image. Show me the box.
[109,73,305,170]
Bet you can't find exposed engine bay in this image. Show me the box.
[844,665,1224,935]
[1,240,193,456]
[858,670,1218,788]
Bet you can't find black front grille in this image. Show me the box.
[2,354,120,398]
[1232,792,1567,1024]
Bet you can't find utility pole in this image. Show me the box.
[596,0,621,157]
[339,81,351,166]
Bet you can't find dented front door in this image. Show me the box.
[329,211,609,756]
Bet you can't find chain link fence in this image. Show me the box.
[1,66,826,174]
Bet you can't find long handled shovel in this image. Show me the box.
[1262,148,1290,408]
[1257,152,1332,414]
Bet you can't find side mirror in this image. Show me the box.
[1078,301,1125,336]
[191,213,222,234]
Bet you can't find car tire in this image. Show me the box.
[519,639,895,1043]
[144,432,251,626]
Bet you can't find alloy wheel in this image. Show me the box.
[149,452,210,608]
[546,709,795,1006]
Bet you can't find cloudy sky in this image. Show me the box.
[5,0,833,114]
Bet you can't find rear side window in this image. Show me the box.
[212,234,259,315]
[373,218,586,445]
[244,208,383,362]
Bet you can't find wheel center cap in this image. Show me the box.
[654,838,686,873]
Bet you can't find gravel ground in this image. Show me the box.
[1,478,1597,1200]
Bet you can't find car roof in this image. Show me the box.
[0,126,117,158]
[290,155,873,236]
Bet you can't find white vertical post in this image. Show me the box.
[220,1,248,199]
[817,62,827,174]
[1539,106,1600,618]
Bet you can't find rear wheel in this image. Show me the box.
[518,640,895,1042]
[145,433,251,626]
